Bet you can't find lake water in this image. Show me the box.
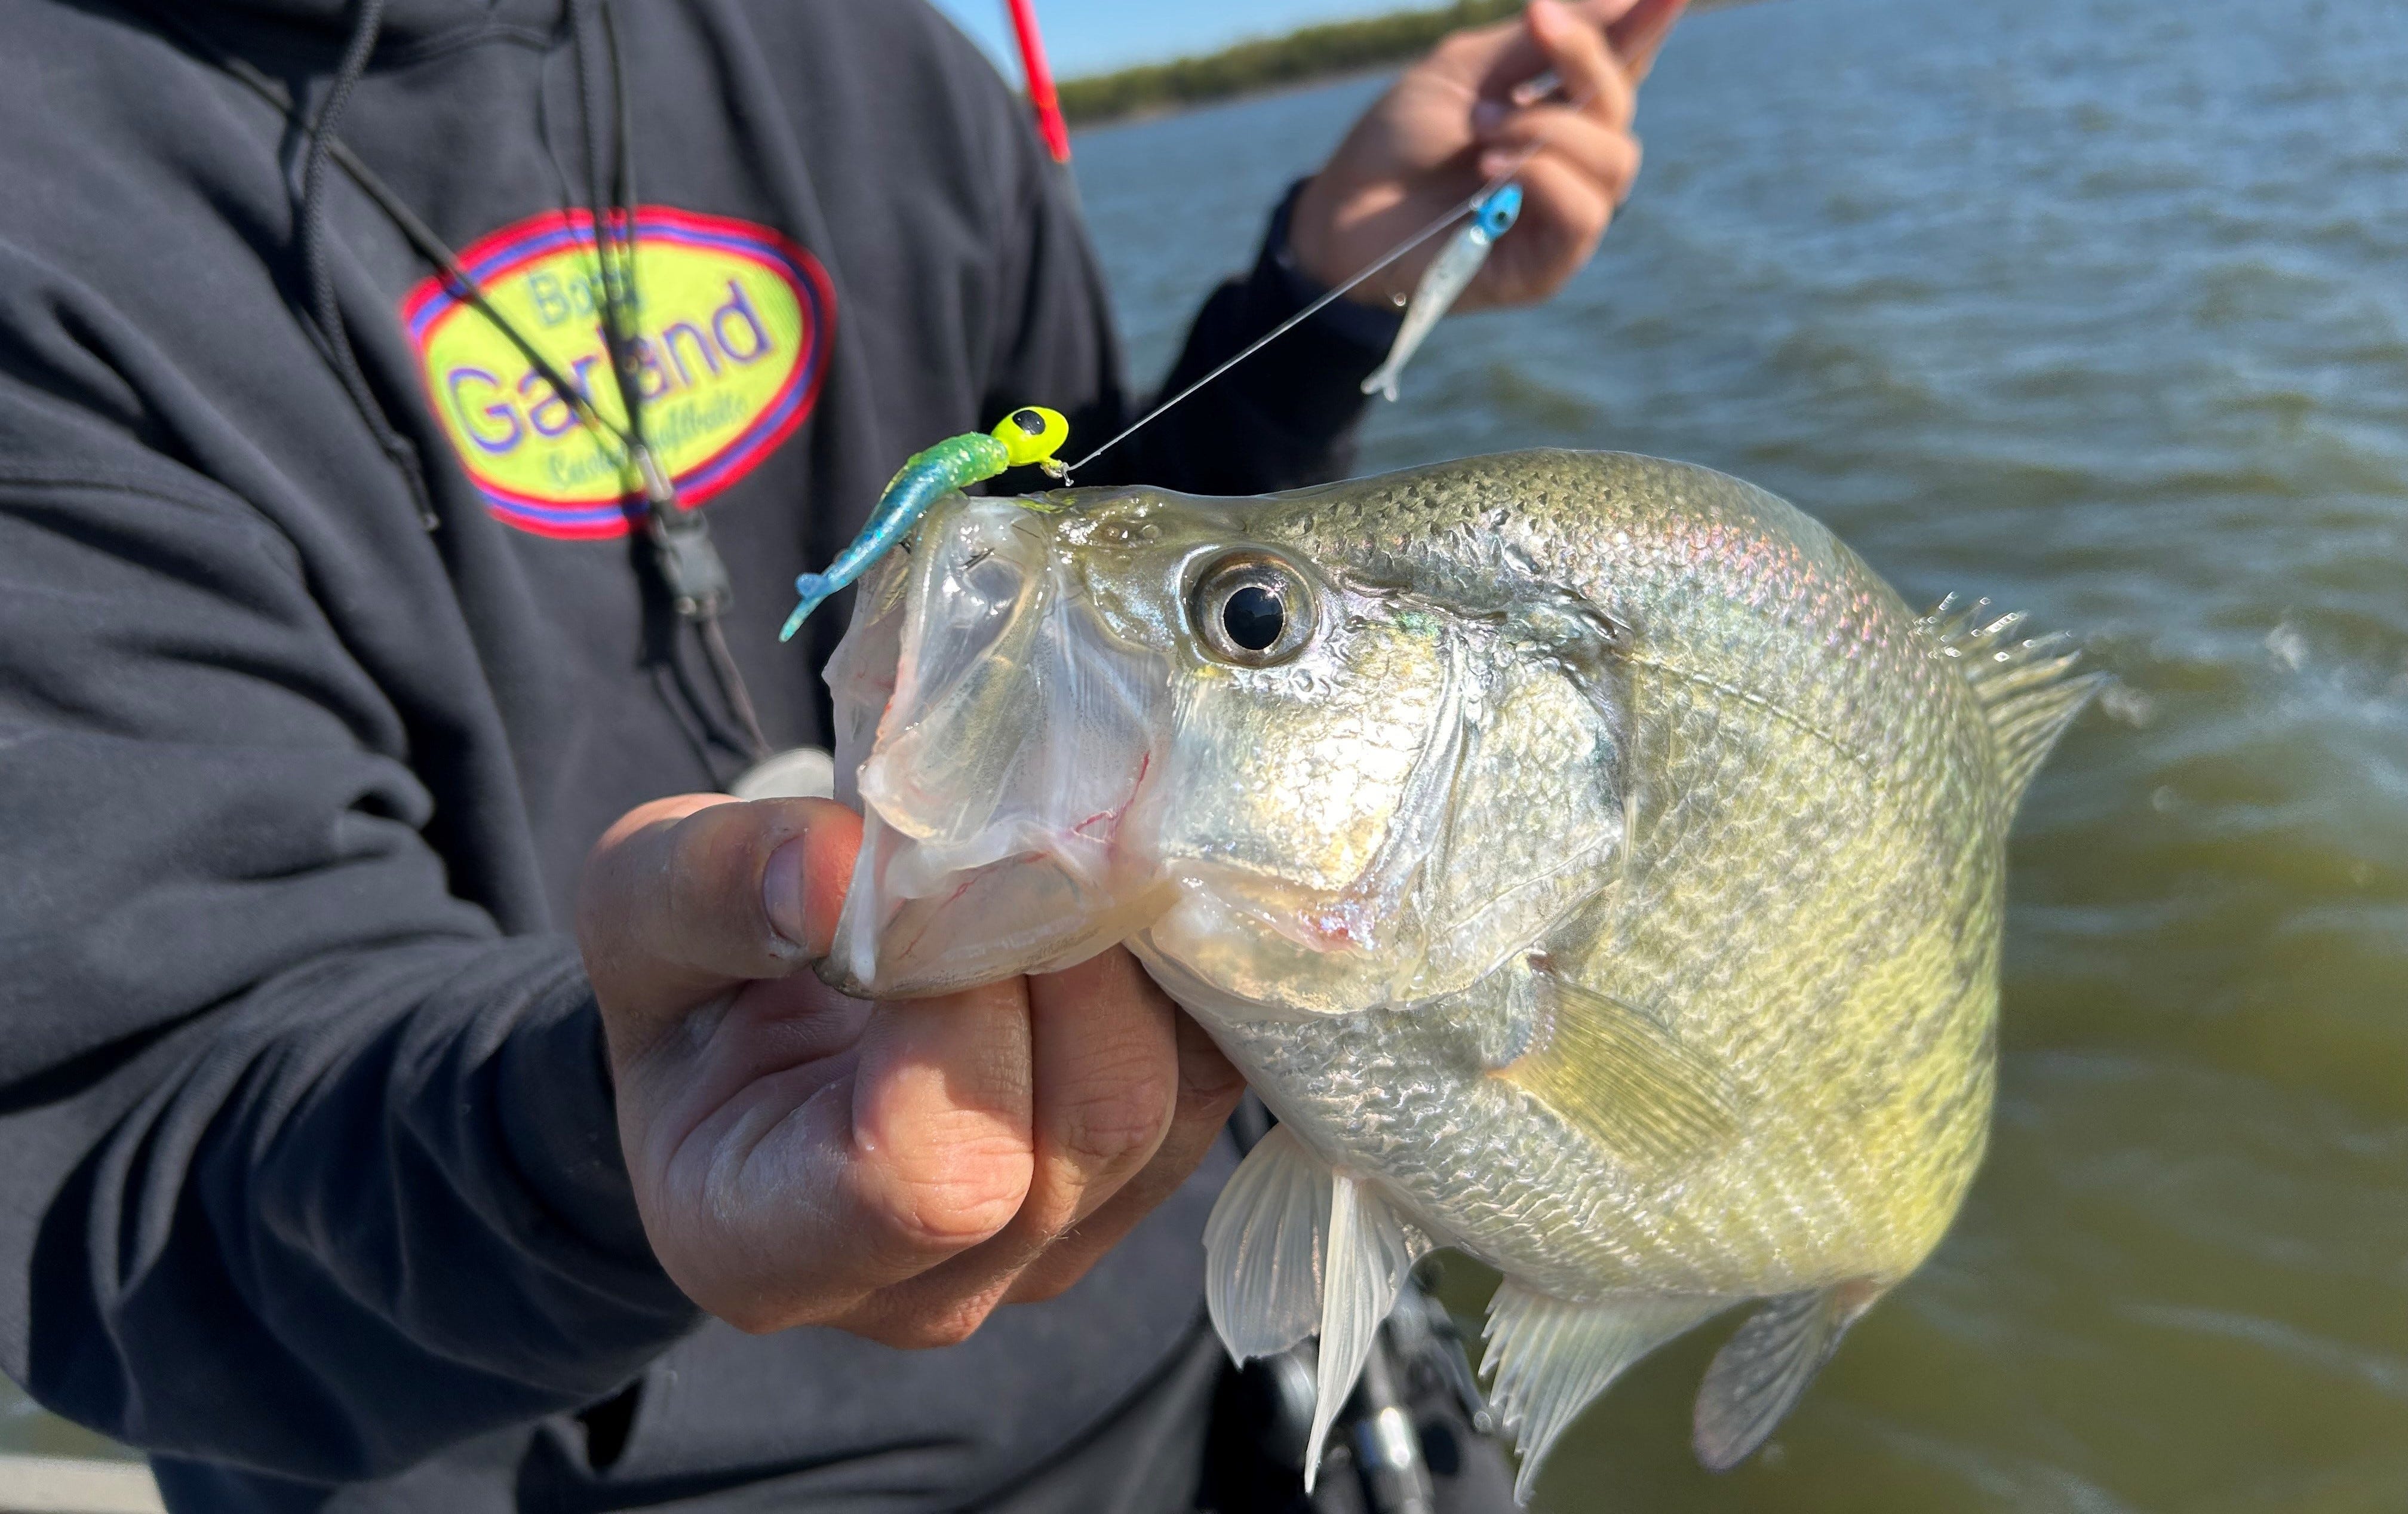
[1077,0,2408,1506]
[11,0,2408,1504]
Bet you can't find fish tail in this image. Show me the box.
[1359,366,1400,402]
[779,575,834,642]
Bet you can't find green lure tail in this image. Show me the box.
[780,406,1070,641]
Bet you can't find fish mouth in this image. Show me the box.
[822,493,1179,997]
[818,489,1430,1006]
[820,486,1631,1017]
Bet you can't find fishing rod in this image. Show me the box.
[1003,0,1074,163]
[782,75,1597,634]
[1062,90,1589,478]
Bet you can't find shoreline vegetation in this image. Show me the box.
[1056,0,1762,127]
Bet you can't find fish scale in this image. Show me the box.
[824,449,2100,1494]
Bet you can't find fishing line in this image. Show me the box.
[1064,84,1592,479]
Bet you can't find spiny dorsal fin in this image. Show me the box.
[1921,594,2106,806]
[1483,1283,1726,1503]
[1497,971,1741,1170]
[1692,1280,1882,1471]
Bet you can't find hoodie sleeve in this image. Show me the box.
[1111,182,1406,496]
[970,93,1399,498]
[0,452,698,1479]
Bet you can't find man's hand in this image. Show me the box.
[1289,0,1687,312]
[576,795,1245,1345]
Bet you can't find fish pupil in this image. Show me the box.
[1010,408,1047,435]
[1221,585,1285,651]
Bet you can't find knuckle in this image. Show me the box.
[1435,30,1486,64]
[1007,1260,1086,1304]
[1054,1063,1175,1170]
[1179,1049,1247,1110]
[877,1298,998,1350]
[721,1300,804,1337]
[871,1134,1034,1254]
[664,813,738,945]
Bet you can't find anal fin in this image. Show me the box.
[1692,1280,1883,1472]
[1482,1282,1726,1503]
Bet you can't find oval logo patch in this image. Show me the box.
[401,207,834,539]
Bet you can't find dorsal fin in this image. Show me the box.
[1921,594,2106,806]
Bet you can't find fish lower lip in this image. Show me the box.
[830,494,1182,996]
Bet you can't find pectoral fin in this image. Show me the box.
[1497,975,1742,1171]
[1692,1280,1883,1472]
[1482,1283,1727,1503]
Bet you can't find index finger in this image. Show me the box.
[1472,0,1640,103]
[1525,0,1636,132]
[1607,0,1690,82]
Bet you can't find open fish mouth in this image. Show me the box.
[822,494,1179,998]
[818,484,1632,1015]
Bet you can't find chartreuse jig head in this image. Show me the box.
[780,406,1069,641]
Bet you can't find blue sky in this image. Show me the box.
[927,0,1415,79]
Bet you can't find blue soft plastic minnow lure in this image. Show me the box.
[781,406,1070,640]
[1360,182,1523,403]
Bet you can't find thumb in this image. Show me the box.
[577,794,864,1061]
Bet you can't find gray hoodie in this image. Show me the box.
[0,1,1389,1507]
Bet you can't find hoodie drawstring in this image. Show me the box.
[292,0,443,531]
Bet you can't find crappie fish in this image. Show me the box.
[819,450,2099,1498]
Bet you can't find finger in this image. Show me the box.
[1467,0,1638,103]
[649,973,1036,1336]
[1476,106,1644,207]
[1018,949,1183,1230]
[833,948,1184,1344]
[1607,0,1690,81]
[578,796,862,1048]
[1526,0,1636,131]
[1479,151,1617,306]
[1003,1008,1246,1304]
[833,980,1038,1292]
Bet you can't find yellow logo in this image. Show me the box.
[401,208,833,539]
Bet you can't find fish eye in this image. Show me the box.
[1189,551,1314,667]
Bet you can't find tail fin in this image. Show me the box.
[1921,594,2106,807]
[1359,367,1401,403]
[779,575,834,643]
